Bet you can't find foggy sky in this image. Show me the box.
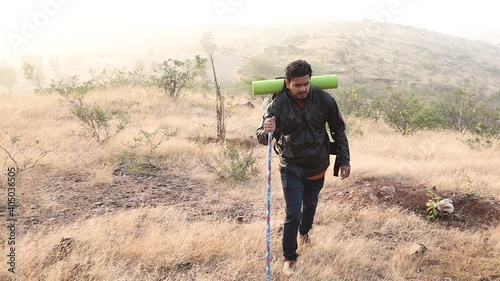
[1,0,500,61]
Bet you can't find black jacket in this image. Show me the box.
[256,87,350,178]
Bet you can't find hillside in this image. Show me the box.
[219,21,500,100]
[3,21,500,101]
[0,21,500,280]
[0,87,499,280]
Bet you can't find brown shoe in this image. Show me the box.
[283,259,296,276]
[299,233,310,245]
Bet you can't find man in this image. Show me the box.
[256,60,351,276]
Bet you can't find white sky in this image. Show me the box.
[1,0,500,59]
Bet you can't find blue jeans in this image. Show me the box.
[280,167,324,261]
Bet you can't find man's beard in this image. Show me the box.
[296,92,308,101]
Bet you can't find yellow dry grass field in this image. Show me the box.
[0,88,499,281]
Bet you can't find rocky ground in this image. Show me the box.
[323,177,500,230]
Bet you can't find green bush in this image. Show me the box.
[333,84,374,119]
[115,127,177,173]
[373,89,440,135]
[71,99,129,143]
[223,144,259,181]
[465,102,499,149]
[437,88,477,134]
[200,143,259,182]
[51,76,130,144]
[425,188,441,221]
[89,67,150,89]
[150,55,207,98]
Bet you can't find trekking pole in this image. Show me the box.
[266,131,273,281]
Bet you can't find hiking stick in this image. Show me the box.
[266,131,273,281]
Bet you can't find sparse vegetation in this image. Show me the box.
[1,87,499,280]
[0,133,49,172]
[23,62,46,94]
[238,55,281,83]
[199,143,259,182]
[1,22,500,281]
[150,55,207,98]
[333,84,373,119]
[461,173,481,197]
[50,76,130,143]
[373,89,439,135]
[68,93,129,143]
[89,67,149,88]
[438,88,478,134]
[116,127,177,172]
[425,188,442,221]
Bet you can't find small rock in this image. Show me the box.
[369,193,380,203]
[407,243,427,256]
[380,185,396,195]
[438,198,455,215]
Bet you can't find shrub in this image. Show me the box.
[52,76,130,144]
[70,97,129,143]
[115,127,177,173]
[200,143,259,182]
[373,89,439,135]
[425,188,441,221]
[0,133,49,172]
[150,56,207,98]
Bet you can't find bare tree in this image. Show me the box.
[201,32,226,141]
[210,53,225,141]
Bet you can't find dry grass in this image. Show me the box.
[0,88,499,280]
[344,119,500,197]
[4,205,499,280]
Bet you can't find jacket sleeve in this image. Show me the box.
[325,94,350,170]
[256,104,274,145]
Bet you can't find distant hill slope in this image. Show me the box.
[231,21,500,100]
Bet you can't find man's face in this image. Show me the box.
[285,75,311,101]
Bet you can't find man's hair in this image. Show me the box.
[285,60,313,81]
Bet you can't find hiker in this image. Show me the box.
[256,60,351,276]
